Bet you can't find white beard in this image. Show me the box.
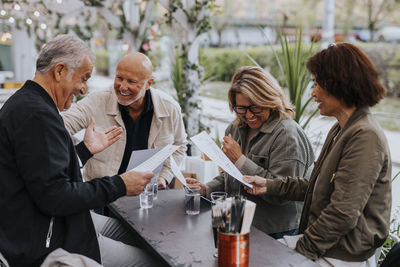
[118,83,147,106]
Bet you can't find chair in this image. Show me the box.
[375,233,400,266]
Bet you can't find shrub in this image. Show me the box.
[94,49,109,76]
[200,43,400,99]
[200,46,277,82]
[268,29,319,128]
[200,45,313,87]
[353,43,400,97]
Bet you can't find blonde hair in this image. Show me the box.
[228,66,295,128]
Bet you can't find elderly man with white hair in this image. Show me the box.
[0,35,158,267]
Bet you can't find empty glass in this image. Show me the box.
[151,182,158,200]
[140,184,154,209]
[211,192,227,258]
[211,192,228,203]
[185,185,201,215]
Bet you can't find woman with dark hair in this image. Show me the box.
[244,43,391,266]
[187,66,314,238]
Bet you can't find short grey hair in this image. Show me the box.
[36,34,95,75]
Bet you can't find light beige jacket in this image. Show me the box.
[62,88,187,183]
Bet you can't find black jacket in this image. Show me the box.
[0,81,126,266]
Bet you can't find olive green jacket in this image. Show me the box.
[266,107,392,261]
[206,113,314,234]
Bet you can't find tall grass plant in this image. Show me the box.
[270,28,318,128]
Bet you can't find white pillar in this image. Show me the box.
[321,0,335,49]
[107,39,122,78]
[11,28,36,81]
[123,0,139,28]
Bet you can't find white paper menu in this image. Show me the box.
[169,156,187,187]
[127,144,179,174]
[190,131,252,188]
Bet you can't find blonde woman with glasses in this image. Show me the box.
[187,66,314,238]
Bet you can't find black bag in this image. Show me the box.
[380,242,400,267]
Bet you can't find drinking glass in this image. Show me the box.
[185,185,200,215]
[211,192,227,258]
[151,182,158,200]
[211,192,228,203]
[140,184,154,209]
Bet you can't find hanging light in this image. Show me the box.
[14,4,21,11]
[40,23,47,30]
[0,10,6,16]
[56,0,63,3]
[9,17,15,23]
[26,18,32,25]
[34,11,40,17]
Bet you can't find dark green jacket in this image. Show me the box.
[206,113,314,234]
[267,107,392,261]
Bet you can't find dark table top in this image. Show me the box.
[109,189,318,267]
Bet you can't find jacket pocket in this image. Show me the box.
[251,154,269,168]
[45,216,55,248]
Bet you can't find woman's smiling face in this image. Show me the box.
[235,93,270,129]
[311,75,344,118]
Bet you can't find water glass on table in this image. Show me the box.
[211,192,228,203]
[211,192,227,258]
[140,183,154,209]
[185,185,201,215]
[151,182,158,200]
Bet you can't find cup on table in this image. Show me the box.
[140,183,154,209]
[210,192,228,258]
[218,231,250,267]
[151,182,158,200]
[211,192,228,203]
[184,185,201,215]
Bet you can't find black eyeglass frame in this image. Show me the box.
[233,105,263,115]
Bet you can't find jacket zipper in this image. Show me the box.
[45,217,54,248]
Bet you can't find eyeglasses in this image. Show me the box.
[233,105,263,115]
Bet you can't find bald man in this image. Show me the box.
[62,53,187,190]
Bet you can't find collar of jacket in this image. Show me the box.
[326,106,371,141]
[238,111,281,147]
[105,87,171,119]
[341,106,370,131]
[25,80,60,114]
[258,110,281,133]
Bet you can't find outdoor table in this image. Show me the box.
[109,189,318,267]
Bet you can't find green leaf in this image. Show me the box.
[272,26,318,128]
